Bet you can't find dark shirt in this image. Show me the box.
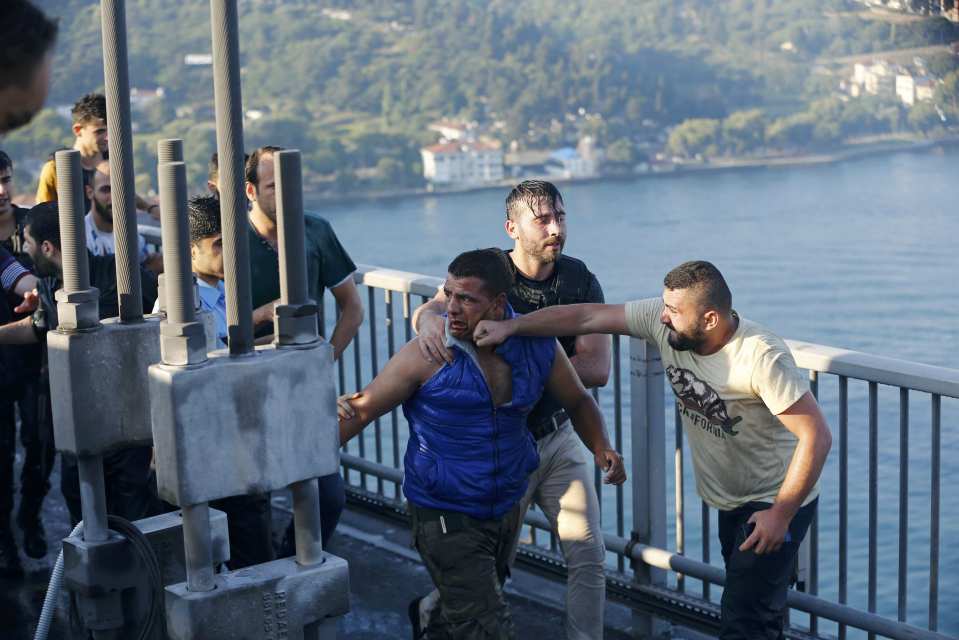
[501,250,605,429]
[248,212,356,310]
[0,206,40,388]
[32,252,159,383]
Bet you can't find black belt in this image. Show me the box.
[528,409,568,441]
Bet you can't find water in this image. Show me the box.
[315,146,959,636]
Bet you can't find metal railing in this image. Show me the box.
[328,263,957,640]
[135,227,957,639]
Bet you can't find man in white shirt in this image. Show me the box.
[473,260,832,640]
[84,160,162,273]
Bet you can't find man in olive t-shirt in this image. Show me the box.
[472,260,832,640]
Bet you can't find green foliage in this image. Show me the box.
[668,119,721,158]
[15,1,959,192]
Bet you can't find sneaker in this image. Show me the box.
[0,530,23,578]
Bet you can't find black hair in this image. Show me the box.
[663,260,732,314]
[26,201,60,250]
[71,93,107,126]
[245,146,284,188]
[0,1,58,91]
[447,248,512,298]
[210,151,250,185]
[505,179,564,220]
[188,195,221,245]
[0,151,12,173]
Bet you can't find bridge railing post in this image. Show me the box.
[629,337,669,638]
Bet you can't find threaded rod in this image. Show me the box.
[158,162,195,325]
[100,0,143,321]
[210,0,253,355]
[157,138,184,165]
[275,149,309,306]
[54,151,90,293]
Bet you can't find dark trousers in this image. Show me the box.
[61,446,155,527]
[718,498,818,640]
[0,380,55,525]
[411,503,519,640]
[211,493,274,569]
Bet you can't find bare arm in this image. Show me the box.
[329,277,364,361]
[252,299,277,328]
[569,333,611,388]
[0,316,39,345]
[338,339,438,444]
[474,303,629,347]
[13,274,38,298]
[411,287,453,364]
[545,343,626,485]
[740,391,832,554]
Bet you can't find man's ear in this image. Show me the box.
[245,181,256,203]
[703,308,720,332]
[40,239,56,259]
[84,183,93,200]
[72,122,83,137]
[504,216,518,240]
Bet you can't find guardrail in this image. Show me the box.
[332,263,955,640]
[137,227,956,639]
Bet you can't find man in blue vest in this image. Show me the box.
[339,248,625,639]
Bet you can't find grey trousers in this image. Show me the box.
[509,423,606,640]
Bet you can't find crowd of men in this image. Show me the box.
[0,3,832,640]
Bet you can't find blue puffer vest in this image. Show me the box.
[402,307,556,520]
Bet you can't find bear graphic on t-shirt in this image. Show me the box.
[665,366,743,436]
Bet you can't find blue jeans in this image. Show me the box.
[280,472,345,555]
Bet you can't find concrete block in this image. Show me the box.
[135,508,231,585]
[48,315,162,456]
[164,554,350,640]
[150,342,339,506]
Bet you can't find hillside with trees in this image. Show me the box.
[5,0,959,195]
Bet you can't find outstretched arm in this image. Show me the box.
[545,343,626,485]
[0,316,38,345]
[474,303,629,347]
[338,339,439,444]
[411,287,453,364]
[740,391,832,554]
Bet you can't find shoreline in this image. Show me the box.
[306,134,959,208]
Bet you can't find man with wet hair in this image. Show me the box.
[0,1,58,134]
[339,248,624,639]
[35,93,159,219]
[412,180,613,639]
[473,259,833,640]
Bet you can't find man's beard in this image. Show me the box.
[665,323,707,352]
[259,193,276,221]
[95,198,112,223]
[31,250,58,278]
[522,234,565,264]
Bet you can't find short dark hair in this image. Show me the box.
[71,93,107,126]
[663,260,732,314]
[447,248,512,298]
[26,201,60,250]
[209,151,250,185]
[245,145,283,188]
[0,151,13,173]
[505,180,564,220]
[0,1,58,91]
[188,195,221,245]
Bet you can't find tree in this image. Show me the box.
[936,71,959,112]
[721,109,766,155]
[667,119,720,158]
[907,100,944,132]
[605,138,636,166]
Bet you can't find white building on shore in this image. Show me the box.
[421,141,504,186]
